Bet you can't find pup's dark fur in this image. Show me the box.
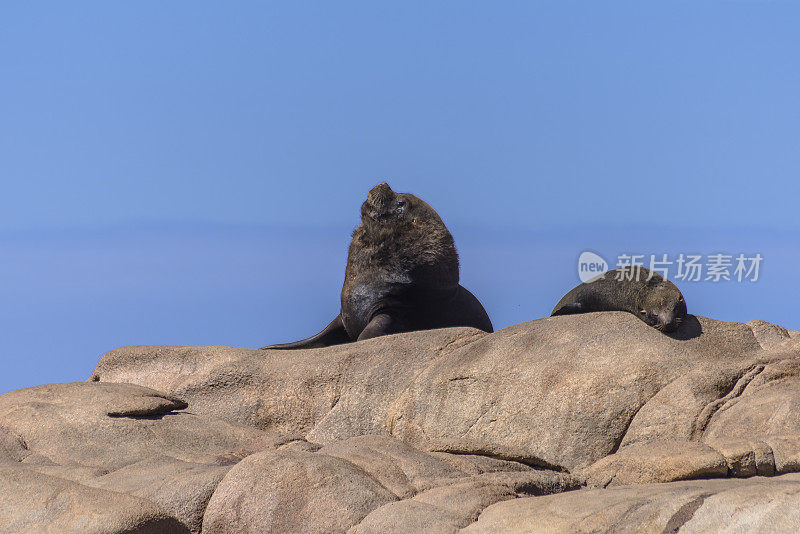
[262,182,493,349]
[551,266,687,333]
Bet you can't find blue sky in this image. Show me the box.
[1,2,798,393]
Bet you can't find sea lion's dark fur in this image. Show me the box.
[262,183,493,349]
[551,266,687,333]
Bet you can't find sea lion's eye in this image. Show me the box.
[396,200,406,211]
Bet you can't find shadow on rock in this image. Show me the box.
[667,314,703,341]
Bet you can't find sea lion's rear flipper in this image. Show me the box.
[260,314,350,350]
[551,285,593,316]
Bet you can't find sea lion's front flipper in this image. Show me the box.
[356,313,406,341]
[261,314,350,350]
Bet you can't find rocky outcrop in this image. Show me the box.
[1,312,800,532]
[462,474,800,533]
[0,464,188,534]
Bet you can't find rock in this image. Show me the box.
[0,381,290,533]
[463,473,800,533]
[704,438,775,477]
[201,449,397,534]
[702,368,800,441]
[0,382,267,470]
[342,439,578,533]
[349,500,461,534]
[411,481,516,524]
[619,362,768,447]
[199,434,569,534]
[350,481,515,534]
[467,470,582,495]
[83,457,230,533]
[765,435,800,474]
[3,312,800,531]
[585,440,728,487]
[428,452,535,475]
[92,314,800,473]
[90,329,484,441]
[0,425,28,463]
[318,435,466,497]
[747,319,793,351]
[678,473,800,532]
[0,464,188,534]
[386,314,777,471]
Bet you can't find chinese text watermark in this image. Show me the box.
[578,252,763,283]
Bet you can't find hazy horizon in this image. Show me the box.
[2,220,795,394]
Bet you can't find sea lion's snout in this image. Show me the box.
[652,302,685,332]
[662,296,687,332]
[366,182,394,204]
[658,313,679,332]
[363,182,400,221]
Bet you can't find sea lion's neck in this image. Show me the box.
[350,220,459,288]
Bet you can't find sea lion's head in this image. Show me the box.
[360,182,444,230]
[353,182,458,282]
[360,182,416,224]
[638,278,687,333]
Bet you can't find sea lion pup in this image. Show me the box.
[262,182,493,349]
[551,266,687,333]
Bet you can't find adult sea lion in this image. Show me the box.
[551,266,687,332]
[262,182,493,349]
